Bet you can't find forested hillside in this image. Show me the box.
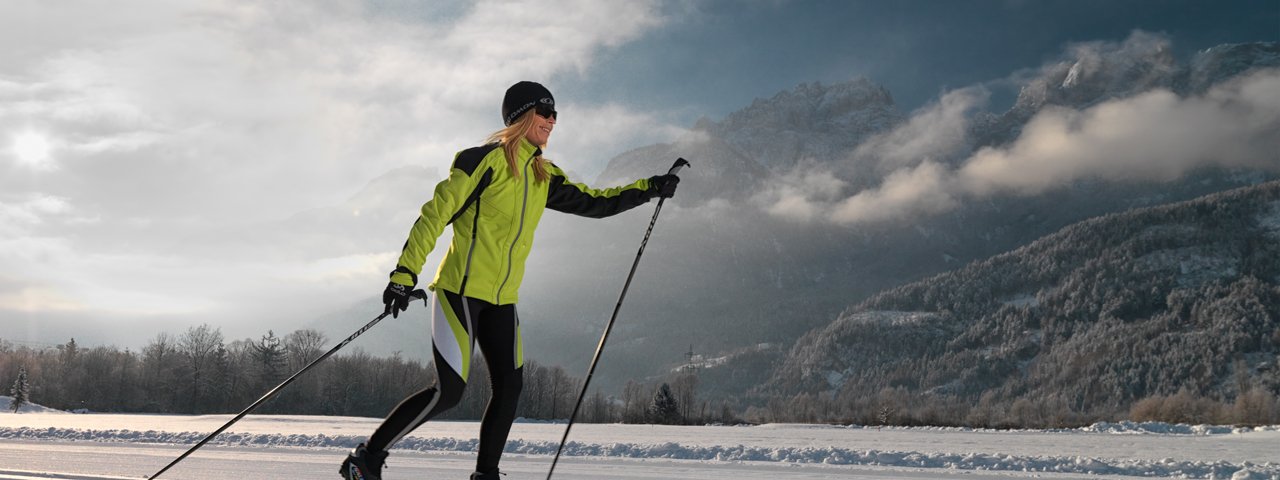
[764,181,1280,427]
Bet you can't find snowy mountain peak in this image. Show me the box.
[714,78,896,133]
[1017,33,1178,112]
[1188,42,1280,92]
[697,78,902,170]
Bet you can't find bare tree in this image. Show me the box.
[179,324,224,412]
[284,329,328,371]
[620,380,647,424]
[142,333,177,412]
[670,372,699,424]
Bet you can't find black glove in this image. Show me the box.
[648,174,680,199]
[383,282,416,318]
[383,266,419,318]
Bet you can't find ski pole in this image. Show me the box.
[148,289,428,479]
[547,157,690,479]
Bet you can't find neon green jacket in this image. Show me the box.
[390,138,655,305]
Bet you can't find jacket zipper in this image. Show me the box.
[497,155,532,304]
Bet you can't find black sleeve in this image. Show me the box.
[545,169,654,219]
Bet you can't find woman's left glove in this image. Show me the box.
[384,266,420,318]
[383,282,415,318]
[648,174,680,199]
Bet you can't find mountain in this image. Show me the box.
[1187,43,1280,92]
[530,41,1279,397]
[765,181,1280,421]
[704,78,901,171]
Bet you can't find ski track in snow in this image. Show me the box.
[1,418,1278,479]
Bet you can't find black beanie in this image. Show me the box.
[502,81,554,126]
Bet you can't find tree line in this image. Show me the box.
[0,329,731,425]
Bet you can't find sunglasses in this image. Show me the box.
[534,104,557,121]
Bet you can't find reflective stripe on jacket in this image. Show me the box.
[391,138,654,305]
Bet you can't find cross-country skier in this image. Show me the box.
[340,81,680,480]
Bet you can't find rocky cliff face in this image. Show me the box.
[706,78,902,170]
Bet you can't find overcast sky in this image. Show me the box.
[2,0,1276,347]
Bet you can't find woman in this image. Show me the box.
[340,81,680,480]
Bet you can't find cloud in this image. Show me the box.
[0,284,84,313]
[1,0,670,221]
[831,161,958,224]
[808,68,1280,226]
[0,194,72,226]
[958,69,1280,196]
[0,0,670,327]
[850,87,988,175]
[755,162,848,222]
[755,85,984,223]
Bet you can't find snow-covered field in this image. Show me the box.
[0,407,1277,479]
[0,397,64,415]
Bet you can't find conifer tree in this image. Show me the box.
[9,367,30,413]
[649,383,680,425]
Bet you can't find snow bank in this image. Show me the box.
[1078,421,1278,435]
[0,426,1275,479]
[0,396,65,414]
[808,421,1278,436]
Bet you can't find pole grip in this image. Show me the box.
[667,157,690,176]
[410,289,429,306]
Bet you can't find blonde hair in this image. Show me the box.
[485,111,550,183]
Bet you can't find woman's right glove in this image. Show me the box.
[648,174,680,199]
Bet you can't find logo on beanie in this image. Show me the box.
[505,98,553,125]
[506,102,535,125]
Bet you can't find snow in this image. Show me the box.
[0,414,1277,479]
[1001,294,1038,307]
[1063,61,1084,88]
[1077,420,1271,435]
[0,397,65,415]
[672,343,774,372]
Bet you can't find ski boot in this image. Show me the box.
[340,443,388,480]
[470,470,504,480]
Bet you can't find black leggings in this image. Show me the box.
[366,290,523,474]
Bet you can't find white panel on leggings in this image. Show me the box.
[431,294,468,377]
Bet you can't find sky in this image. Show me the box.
[1,0,1277,348]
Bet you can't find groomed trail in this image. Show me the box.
[1,414,1277,479]
[0,442,1181,480]
[0,469,141,480]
